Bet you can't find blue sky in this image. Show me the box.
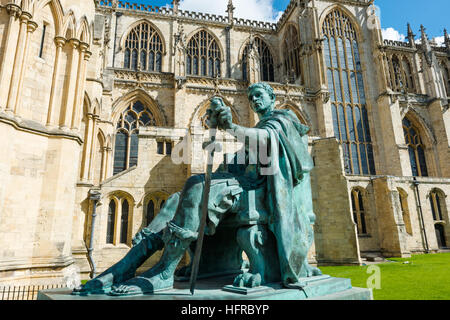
[133,0,449,41]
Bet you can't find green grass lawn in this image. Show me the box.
[319,252,450,300]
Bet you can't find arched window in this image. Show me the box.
[402,57,415,92]
[113,101,156,175]
[106,196,133,246]
[106,200,116,244]
[388,55,415,93]
[323,9,376,175]
[398,188,413,236]
[124,22,163,72]
[429,190,445,221]
[440,61,450,97]
[144,193,169,226]
[283,25,301,83]
[242,37,274,82]
[120,199,129,244]
[186,30,221,77]
[351,189,367,235]
[402,118,428,177]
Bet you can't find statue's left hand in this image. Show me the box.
[218,105,233,130]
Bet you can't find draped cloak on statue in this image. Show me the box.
[140,108,314,286]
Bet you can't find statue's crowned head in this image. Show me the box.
[247,82,276,116]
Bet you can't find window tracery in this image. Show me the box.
[323,8,376,175]
[186,30,221,77]
[242,37,274,82]
[124,22,164,72]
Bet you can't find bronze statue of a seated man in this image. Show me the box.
[73,82,321,297]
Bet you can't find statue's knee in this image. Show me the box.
[184,175,204,193]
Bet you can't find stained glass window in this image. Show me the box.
[402,118,428,177]
[283,25,301,83]
[429,191,444,221]
[351,189,367,235]
[114,101,156,175]
[186,30,221,77]
[106,200,116,244]
[146,200,154,226]
[120,199,129,244]
[242,37,275,82]
[323,9,376,175]
[124,22,163,72]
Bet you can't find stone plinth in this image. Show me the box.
[37,274,372,300]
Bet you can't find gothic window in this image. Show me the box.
[120,199,129,244]
[388,55,415,93]
[156,140,173,155]
[113,101,156,175]
[283,25,301,83]
[144,193,169,226]
[124,22,163,72]
[242,37,275,82]
[402,118,428,177]
[429,190,445,221]
[440,61,450,97]
[106,200,116,244]
[106,196,133,245]
[186,30,221,77]
[402,57,415,92]
[351,189,367,235]
[323,9,376,175]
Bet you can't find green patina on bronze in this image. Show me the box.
[72,82,321,297]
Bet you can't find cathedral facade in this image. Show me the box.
[0,0,449,285]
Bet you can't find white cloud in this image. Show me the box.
[382,27,406,42]
[432,36,445,47]
[179,0,283,23]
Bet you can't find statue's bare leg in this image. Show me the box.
[72,233,164,295]
[109,176,205,296]
[72,193,181,295]
[234,225,281,288]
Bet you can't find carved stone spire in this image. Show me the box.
[172,0,180,14]
[420,25,434,66]
[445,28,450,54]
[407,23,416,48]
[226,0,235,24]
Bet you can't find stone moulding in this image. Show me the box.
[0,112,83,145]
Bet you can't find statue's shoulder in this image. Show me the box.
[270,110,310,135]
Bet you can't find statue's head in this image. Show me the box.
[247,82,276,116]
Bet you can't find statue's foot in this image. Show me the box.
[233,272,262,288]
[109,274,173,297]
[72,278,113,296]
[300,262,323,278]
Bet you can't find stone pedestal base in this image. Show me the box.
[37,274,372,300]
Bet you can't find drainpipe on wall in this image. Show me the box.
[413,177,430,253]
[87,190,102,279]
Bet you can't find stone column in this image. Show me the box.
[5,11,31,114]
[373,177,411,257]
[14,20,38,116]
[71,43,91,130]
[88,115,100,182]
[0,4,22,111]
[428,99,450,177]
[81,113,95,182]
[47,37,66,126]
[61,39,80,129]
[101,146,108,182]
[375,94,410,176]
